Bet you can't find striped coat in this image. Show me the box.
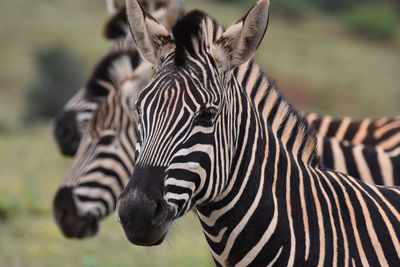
[117,1,400,265]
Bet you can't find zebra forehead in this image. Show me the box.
[172,10,223,65]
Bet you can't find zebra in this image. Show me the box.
[305,112,400,151]
[53,0,183,157]
[317,136,399,186]
[117,1,400,266]
[52,0,184,238]
[53,0,399,239]
[307,114,400,182]
[54,0,399,240]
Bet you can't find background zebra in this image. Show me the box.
[53,0,184,238]
[117,1,400,265]
[53,0,183,157]
[317,136,399,186]
[308,114,400,186]
[306,112,400,151]
[53,0,400,239]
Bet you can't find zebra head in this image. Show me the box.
[53,55,152,238]
[53,0,183,239]
[53,0,183,157]
[117,0,269,246]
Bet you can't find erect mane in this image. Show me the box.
[85,49,141,100]
[271,86,320,166]
[103,5,128,40]
[248,65,320,166]
[172,10,222,65]
[104,0,174,40]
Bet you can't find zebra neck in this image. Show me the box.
[196,87,400,265]
[194,61,322,265]
[195,90,293,265]
[233,60,319,167]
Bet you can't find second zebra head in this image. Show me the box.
[53,0,183,238]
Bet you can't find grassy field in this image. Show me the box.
[0,126,213,266]
[0,0,399,266]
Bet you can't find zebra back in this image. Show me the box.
[306,112,400,151]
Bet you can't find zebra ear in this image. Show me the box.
[211,0,269,72]
[126,0,174,65]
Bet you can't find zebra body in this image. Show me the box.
[117,1,400,265]
[318,136,400,186]
[306,112,400,151]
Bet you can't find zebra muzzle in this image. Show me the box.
[117,190,171,246]
[53,186,99,238]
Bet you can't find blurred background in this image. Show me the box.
[0,0,399,266]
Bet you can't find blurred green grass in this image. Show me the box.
[0,0,399,266]
[0,125,213,266]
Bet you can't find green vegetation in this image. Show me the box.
[343,4,399,40]
[24,46,86,123]
[219,0,314,20]
[0,0,109,123]
[0,0,399,266]
[272,0,314,21]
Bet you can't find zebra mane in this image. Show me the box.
[85,47,141,100]
[172,10,320,166]
[103,5,129,40]
[104,0,174,40]
[260,76,320,166]
[172,10,222,66]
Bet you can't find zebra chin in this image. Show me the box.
[53,187,100,239]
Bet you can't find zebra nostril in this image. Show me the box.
[53,187,77,219]
[53,111,82,156]
[58,120,75,139]
[151,200,168,226]
[54,111,79,140]
[58,126,71,140]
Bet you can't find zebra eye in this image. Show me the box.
[99,134,115,145]
[195,107,218,127]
